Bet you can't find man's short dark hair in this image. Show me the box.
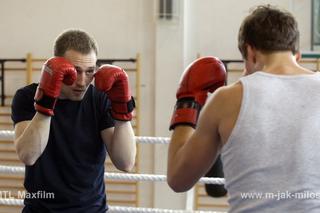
[54,29,98,57]
[238,5,299,59]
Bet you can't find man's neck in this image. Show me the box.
[257,52,313,75]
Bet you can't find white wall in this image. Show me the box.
[0,0,313,211]
[184,0,311,62]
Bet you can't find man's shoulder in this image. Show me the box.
[205,82,243,119]
[11,84,38,124]
[213,82,242,102]
[13,83,38,102]
[16,83,38,95]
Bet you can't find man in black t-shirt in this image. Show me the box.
[11,29,136,213]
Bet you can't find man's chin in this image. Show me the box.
[70,95,85,101]
[60,88,88,101]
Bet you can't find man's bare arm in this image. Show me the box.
[14,113,51,165]
[101,121,136,172]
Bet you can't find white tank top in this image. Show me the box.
[221,71,320,213]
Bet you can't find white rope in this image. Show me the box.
[136,136,170,144]
[0,130,170,144]
[105,172,225,185]
[0,130,224,184]
[0,198,23,206]
[0,165,24,174]
[108,206,224,213]
[0,130,14,140]
[0,198,225,213]
[0,165,225,185]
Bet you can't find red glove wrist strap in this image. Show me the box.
[34,94,57,111]
[111,97,135,121]
[111,97,135,114]
[169,98,201,130]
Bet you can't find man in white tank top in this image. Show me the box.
[167,5,320,212]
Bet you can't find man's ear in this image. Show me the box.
[246,45,256,64]
[295,51,301,62]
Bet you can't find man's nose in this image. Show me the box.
[76,71,86,87]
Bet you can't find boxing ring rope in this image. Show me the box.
[0,165,225,185]
[0,198,223,213]
[0,130,226,213]
[0,130,171,144]
[0,130,14,140]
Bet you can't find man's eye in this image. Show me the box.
[85,70,95,75]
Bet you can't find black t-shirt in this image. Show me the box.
[11,83,115,213]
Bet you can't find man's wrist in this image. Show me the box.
[169,98,201,130]
[111,97,135,121]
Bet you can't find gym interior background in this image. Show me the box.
[0,0,316,212]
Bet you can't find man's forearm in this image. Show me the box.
[110,121,136,172]
[14,112,51,165]
[168,127,194,174]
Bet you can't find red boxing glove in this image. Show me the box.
[170,56,226,130]
[34,57,77,116]
[94,64,135,121]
